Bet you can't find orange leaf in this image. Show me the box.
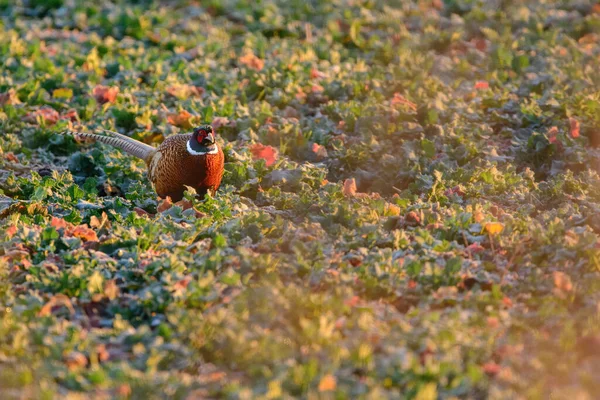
[175,199,193,211]
[569,118,580,139]
[310,142,328,160]
[92,85,119,104]
[167,110,194,129]
[342,178,357,197]
[4,152,18,163]
[158,197,174,213]
[38,294,74,317]
[475,81,489,90]
[547,126,559,143]
[249,143,278,167]
[485,222,504,235]
[68,225,98,242]
[61,109,79,123]
[165,84,204,99]
[24,107,60,125]
[239,52,264,71]
[51,217,69,229]
[390,93,417,110]
[6,225,17,238]
[502,296,513,308]
[553,271,573,292]
[0,89,21,105]
[311,84,324,93]
[318,374,337,392]
[482,362,501,376]
[310,68,326,79]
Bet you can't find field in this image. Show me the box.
[1,0,600,398]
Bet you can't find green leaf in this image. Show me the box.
[421,139,436,158]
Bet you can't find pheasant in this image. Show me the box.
[63,125,224,201]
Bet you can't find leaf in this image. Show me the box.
[52,88,73,99]
[474,81,489,90]
[23,107,60,125]
[421,139,436,158]
[318,374,337,392]
[88,271,104,294]
[485,222,504,235]
[165,84,204,99]
[67,224,98,242]
[6,225,17,238]
[342,178,357,197]
[250,143,278,166]
[0,89,21,105]
[167,110,194,129]
[391,93,417,110]
[158,197,174,213]
[482,362,501,376]
[349,20,364,47]
[61,109,79,122]
[51,217,69,229]
[569,118,580,139]
[553,271,573,292]
[547,126,558,144]
[212,116,232,130]
[38,294,74,317]
[310,142,328,160]
[239,52,264,71]
[92,85,119,104]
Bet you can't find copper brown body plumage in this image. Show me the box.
[63,126,224,201]
[148,133,224,200]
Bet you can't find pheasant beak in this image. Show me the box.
[201,132,215,146]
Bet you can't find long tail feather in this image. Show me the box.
[62,130,156,162]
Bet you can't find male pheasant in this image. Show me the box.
[63,125,224,201]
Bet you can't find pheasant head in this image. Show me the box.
[188,125,219,155]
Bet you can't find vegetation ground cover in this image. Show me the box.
[1,0,600,398]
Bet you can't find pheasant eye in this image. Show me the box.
[195,129,207,139]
